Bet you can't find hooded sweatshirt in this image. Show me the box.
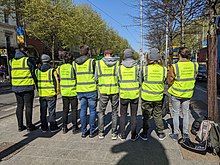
[95,56,119,80]
[11,50,36,93]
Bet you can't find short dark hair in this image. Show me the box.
[178,47,190,59]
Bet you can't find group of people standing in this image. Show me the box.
[10,45,198,142]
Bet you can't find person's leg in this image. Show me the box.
[78,93,88,135]
[110,94,119,135]
[62,96,69,128]
[141,100,153,134]
[70,96,79,131]
[130,98,139,137]
[98,94,109,135]
[15,92,25,130]
[119,98,129,139]
[152,101,164,133]
[181,99,190,138]
[39,97,48,130]
[170,96,181,135]
[24,91,35,130]
[88,91,97,135]
[48,97,58,131]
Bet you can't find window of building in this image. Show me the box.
[4,11,9,23]
[5,35,11,48]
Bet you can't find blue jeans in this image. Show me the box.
[39,96,57,129]
[78,91,97,134]
[170,96,190,135]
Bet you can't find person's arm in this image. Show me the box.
[167,65,175,86]
[52,69,60,95]
[27,58,37,86]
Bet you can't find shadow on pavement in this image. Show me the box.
[111,136,169,165]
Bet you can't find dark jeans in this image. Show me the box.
[141,100,164,134]
[119,98,138,137]
[15,90,34,128]
[98,93,119,134]
[39,96,57,129]
[62,96,78,128]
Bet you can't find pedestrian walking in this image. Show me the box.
[10,48,36,132]
[96,49,119,140]
[73,45,97,138]
[35,54,60,132]
[118,49,140,141]
[139,48,167,141]
[57,50,79,134]
[168,47,198,141]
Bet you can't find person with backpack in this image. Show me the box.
[139,48,167,141]
[35,54,60,132]
[57,50,79,134]
[118,49,140,141]
[96,49,119,140]
[73,45,97,138]
[168,47,198,141]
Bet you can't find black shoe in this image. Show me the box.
[18,125,27,132]
[157,132,166,141]
[89,133,96,138]
[169,133,178,142]
[81,133,87,138]
[139,132,148,141]
[118,134,126,141]
[41,126,49,132]
[131,134,139,141]
[72,127,80,134]
[62,127,68,134]
[50,124,60,132]
[27,124,37,132]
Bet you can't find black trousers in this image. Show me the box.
[119,98,139,137]
[15,90,34,128]
[62,96,78,128]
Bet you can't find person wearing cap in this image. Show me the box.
[95,49,119,140]
[35,54,60,132]
[10,47,37,132]
[139,48,167,141]
[57,50,79,134]
[73,45,97,138]
[118,49,140,141]
[168,47,198,142]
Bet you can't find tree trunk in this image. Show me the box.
[52,35,55,67]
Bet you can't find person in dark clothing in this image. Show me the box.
[10,48,37,132]
[35,54,60,132]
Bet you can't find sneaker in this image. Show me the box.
[50,124,60,132]
[183,133,190,140]
[139,132,148,141]
[27,124,37,132]
[131,134,139,141]
[111,133,117,140]
[157,132,166,141]
[118,134,126,141]
[81,133,87,138]
[169,133,178,142]
[89,133,96,138]
[41,126,49,132]
[99,133,105,139]
[62,127,68,134]
[72,127,80,134]
[18,125,27,132]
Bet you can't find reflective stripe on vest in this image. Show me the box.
[168,61,198,98]
[73,59,96,93]
[58,64,77,97]
[97,60,119,94]
[119,65,139,99]
[141,64,165,101]
[36,69,56,97]
[11,57,34,87]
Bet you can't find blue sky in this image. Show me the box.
[74,0,141,52]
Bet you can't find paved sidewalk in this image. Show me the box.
[0,88,219,165]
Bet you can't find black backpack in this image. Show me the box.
[208,123,220,155]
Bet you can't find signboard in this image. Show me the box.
[16,26,25,44]
[0,49,7,57]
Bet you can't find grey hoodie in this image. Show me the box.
[75,55,89,65]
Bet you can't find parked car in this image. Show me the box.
[197,64,207,81]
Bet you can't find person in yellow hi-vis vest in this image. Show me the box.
[139,48,167,141]
[35,54,60,132]
[168,47,198,142]
[73,45,97,138]
[57,50,79,134]
[10,48,37,132]
[95,49,119,140]
[118,49,140,141]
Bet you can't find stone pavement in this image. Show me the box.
[0,88,219,165]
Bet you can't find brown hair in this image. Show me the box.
[178,47,190,59]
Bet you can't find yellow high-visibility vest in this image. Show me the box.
[168,61,198,98]
[141,64,166,101]
[118,65,139,99]
[97,60,119,95]
[11,57,34,87]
